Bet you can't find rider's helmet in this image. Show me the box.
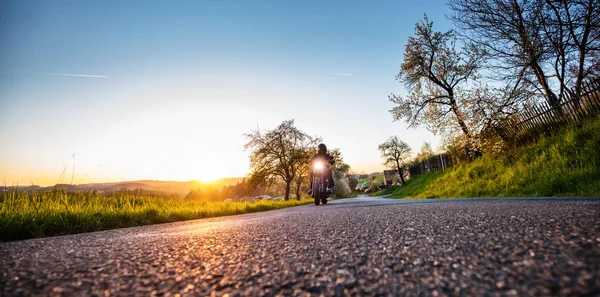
[318,143,327,153]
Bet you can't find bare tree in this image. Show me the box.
[244,120,318,201]
[448,0,600,107]
[541,0,600,102]
[389,15,482,155]
[378,136,412,184]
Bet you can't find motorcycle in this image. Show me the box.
[310,160,331,205]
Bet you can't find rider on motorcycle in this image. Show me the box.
[308,143,335,195]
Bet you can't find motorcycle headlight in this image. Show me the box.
[314,161,324,170]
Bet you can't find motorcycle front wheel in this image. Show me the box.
[312,178,322,205]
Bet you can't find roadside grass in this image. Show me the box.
[0,191,312,242]
[375,116,600,199]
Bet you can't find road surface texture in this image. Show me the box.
[1,196,599,296]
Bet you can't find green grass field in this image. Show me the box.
[376,116,600,199]
[0,191,312,241]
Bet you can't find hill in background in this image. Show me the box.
[7,178,245,197]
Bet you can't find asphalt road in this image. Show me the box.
[1,196,599,296]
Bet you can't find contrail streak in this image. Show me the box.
[331,72,353,77]
[34,72,108,78]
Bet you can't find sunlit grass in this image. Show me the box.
[376,116,600,199]
[0,191,312,241]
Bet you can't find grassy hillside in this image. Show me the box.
[377,117,600,198]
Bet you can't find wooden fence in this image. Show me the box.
[408,153,454,178]
[494,79,600,143]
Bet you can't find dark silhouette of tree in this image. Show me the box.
[226,182,251,199]
[378,136,412,184]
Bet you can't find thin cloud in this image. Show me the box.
[331,72,353,77]
[33,72,107,78]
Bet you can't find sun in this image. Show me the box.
[196,167,225,183]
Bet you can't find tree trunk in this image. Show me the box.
[531,61,561,109]
[396,159,406,184]
[575,58,584,107]
[566,1,592,108]
[284,180,291,201]
[511,0,561,110]
[449,97,481,158]
[573,37,589,108]
[295,178,302,201]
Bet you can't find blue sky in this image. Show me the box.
[0,0,453,185]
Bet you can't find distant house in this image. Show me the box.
[348,173,370,180]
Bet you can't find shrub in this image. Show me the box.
[347,176,359,191]
[370,177,382,192]
[334,178,353,197]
